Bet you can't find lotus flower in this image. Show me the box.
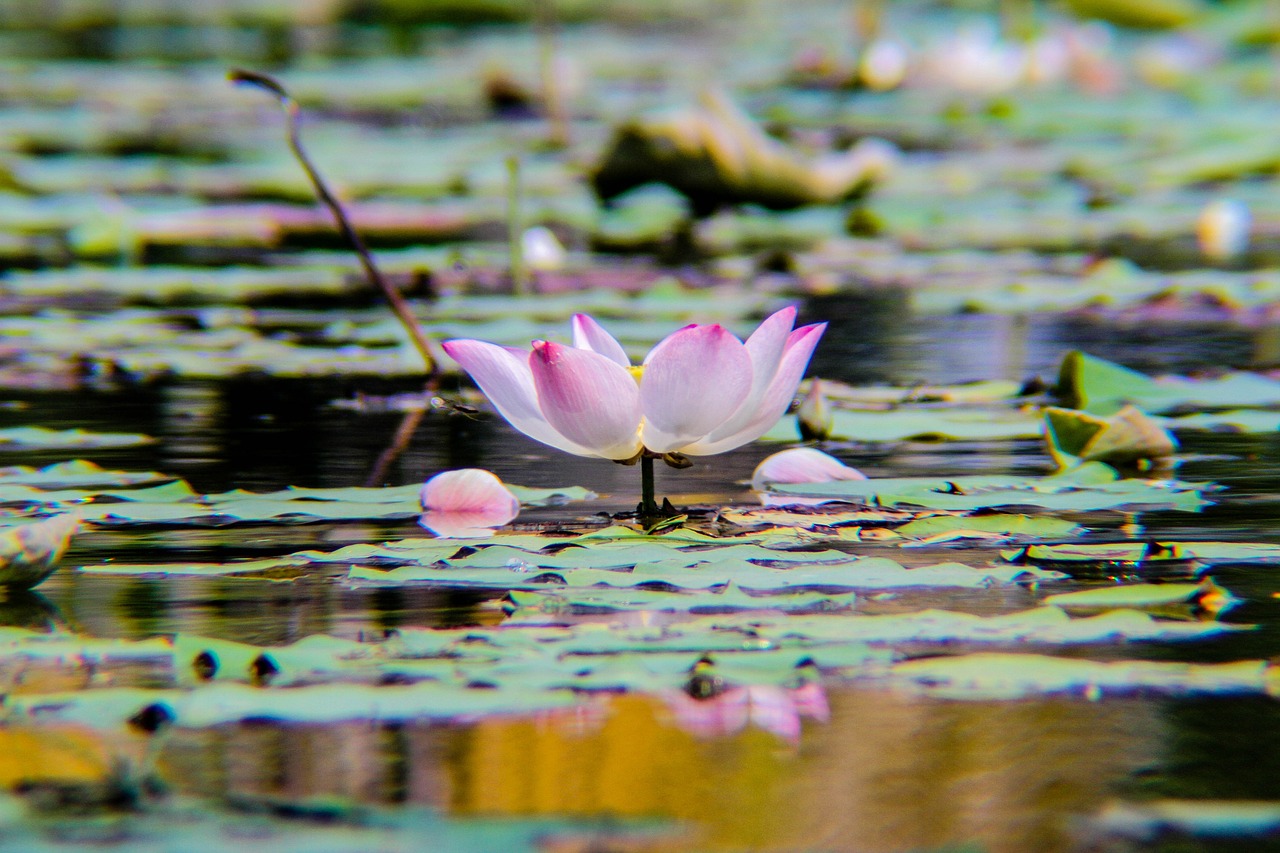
[419,469,520,538]
[441,307,825,462]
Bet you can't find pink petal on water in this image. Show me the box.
[750,447,866,490]
[639,324,753,453]
[530,341,644,460]
[418,469,519,538]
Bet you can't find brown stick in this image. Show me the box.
[364,405,428,488]
[228,69,439,381]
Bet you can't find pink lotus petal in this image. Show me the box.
[701,307,797,443]
[750,447,866,490]
[571,314,631,367]
[530,341,644,460]
[441,339,591,456]
[639,324,753,453]
[684,322,826,455]
[418,468,520,538]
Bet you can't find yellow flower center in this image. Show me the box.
[627,365,645,384]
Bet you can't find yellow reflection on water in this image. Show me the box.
[155,687,1163,852]
[449,690,1162,853]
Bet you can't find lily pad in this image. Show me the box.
[1056,351,1280,415]
[503,584,858,616]
[890,653,1271,700]
[1091,799,1280,841]
[894,514,1082,541]
[1043,404,1177,469]
[764,466,1209,512]
[0,427,153,451]
[1042,579,1237,616]
[12,478,593,527]
[765,406,1043,443]
[0,460,171,489]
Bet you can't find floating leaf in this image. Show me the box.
[1006,540,1280,567]
[890,653,1270,700]
[1055,351,1168,414]
[10,478,592,527]
[894,513,1082,542]
[1091,799,1280,841]
[1161,409,1280,434]
[1056,351,1280,415]
[0,427,153,451]
[503,584,858,616]
[764,466,1208,512]
[0,460,171,489]
[1042,579,1238,617]
[1043,404,1177,469]
[77,557,306,580]
[811,378,1025,406]
[349,555,1063,591]
[765,406,1042,443]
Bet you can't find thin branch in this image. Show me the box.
[228,68,439,380]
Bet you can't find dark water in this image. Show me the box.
[6,297,1277,852]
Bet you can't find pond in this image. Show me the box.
[3,303,1275,853]
[2,1,1280,851]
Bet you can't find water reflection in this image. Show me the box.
[154,691,1161,852]
[803,291,1265,387]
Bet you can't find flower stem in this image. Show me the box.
[638,453,659,520]
[228,69,438,381]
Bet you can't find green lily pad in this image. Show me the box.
[894,514,1082,541]
[765,406,1042,443]
[1092,799,1280,840]
[764,466,1208,512]
[0,427,154,451]
[10,478,592,527]
[349,554,1063,591]
[1005,541,1280,566]
[1161,409,1280,434]
[1043,404,1177,469]
[1042,581,1238,615]
[503,584,858,616]
[1056,351,1280,415]
[890,653,1270,700]
[0,460,171,489]
[0,804,662,853]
